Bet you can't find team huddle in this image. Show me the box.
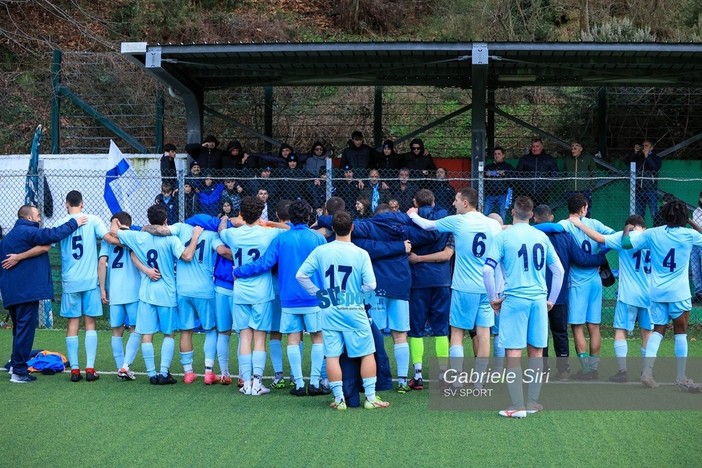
[6,185,702,415]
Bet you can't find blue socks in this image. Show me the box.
[180,350,194,373]
[240,353,253,382]
[614,339,627,371]
[142,342,156,377]
[675,334,688,380]
[204,330,217,369]
[310,343,324,386]
[160,336,175,376]
[85,330,98,369]
[643,332,664,372]
[330,380,343,402]
[287,345,304,389]
[217,333,231,375]
[394,342,409,383]
[111,336,124,370]
[124,332,141,368]
[362,376,377,401]
[66,336,79,370]
[269,340,283,374]
[252,350,267,378]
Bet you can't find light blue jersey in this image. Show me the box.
[603,232,650,308]
[434,211,502,293]
[57,214,108,293]
[559,217,614,286]
[219,225,283,305]
[630,227,702,302]
[117,230,185,307]
[486,223,559,299]
[99,240,140,305]
[170,223,221,299]
[297,240,376,332]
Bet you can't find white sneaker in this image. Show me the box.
[252,383,271,396]
[676,377,702,393]
[640,370,658,389]
[239,384,252,395]
[499,408,527,419]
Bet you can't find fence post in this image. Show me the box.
[177,155,186,221]
[477,160,484,213]
[325,156,333,204]
[629,161,637,215]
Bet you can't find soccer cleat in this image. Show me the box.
[307,384,328,396]
[676,377,702,394]
[397,383,411,394]
[640,371,658,388]
[608,370,629,383]
[117,368,136,381]
[183,371,197,384]
[149,375,160,385]
[157,373,177,385]
[318,383,332,395]
[252,383,271,396]
[408,378,424,390]
[10,373,37,383]
[525,403,543,414]
[240,384,252,395]
[290,386,307,396]
[204,372,218,385]
[237,377,244,388]
[499,408,527,419]
[330,399,347,411]
[289,376,296,388]
[219,375,233,386]
[364,396,390,409]
[85,369,100,382]
[270,377,286,389]
[70,369,83,382]
[572,370,598,381]
[555,370,570,381]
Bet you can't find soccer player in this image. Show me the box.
[234,199,328,396]
[166,222,229,385]
[218,196,284,396]
[98,211,147,380]
[57,190,109,382]
[568,214,652,383]
[296,211,389,410]
[483,196,564,418]
[558,194,614,380]
[104,204,201,385]
[408,187,502,382]
[625,199,702,391]
[406,189,454,390]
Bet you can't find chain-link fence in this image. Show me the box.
[0,163,700,331]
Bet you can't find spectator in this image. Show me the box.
[220,177,243,216]
[309,167,328,215]
[388,199,400,213]
[625,139,662,219]
[515,137,558,207]
[198,172,225,217]
[257,188,272,222]
[185,134,224,171]
[341,130,373,169]
[221,139,252,175]
[155,181,178,224]
[183,182,200,219]
[354,197,372,219]
[692,191,702,304]
[253,143,300,169]
[359,169,391,212]
[335,165,362,211]
[427,167,456,215]
[391,167,419,212]
[400,138,436,175]
[563,141,598,217]
[218,200,234,219]
[304,141,332,177]
[246,166,278,201]
[283,154,306,201]
[186,160,204,192]
[160,143,177,187]
[373,140,401,172]
[484,146,514,220]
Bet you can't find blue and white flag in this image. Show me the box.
[104,140,139,215]
[24,124,42,207]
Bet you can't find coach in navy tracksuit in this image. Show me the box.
[0,205,83,383]
[533,205,607,378]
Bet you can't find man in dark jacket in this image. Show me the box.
[516,137,558,207]
[400,138,436,176]
[185,134,224,172]
[341,131,373,169]
[625,139,662,219]
[0,205,85,383]
[532,204,607,379]
[221,139,253,175]
[160,143,177,187]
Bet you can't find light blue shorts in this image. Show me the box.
[323,325,375,359]
[60,288,103,318]
[270,295,282,333]
[449,290,493,330]
[497,295,548,350]
[568,277,602,325]
[177,295,216,331]
[366,295,409,332]
[613,300,653,332]
[234,301,273,332]
[215,289,233,332]
[280,307,321,334]
[109,302,138,328]
[649,299,691,326]
[135,302,178,335]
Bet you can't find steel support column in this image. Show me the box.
[471,43,488,185]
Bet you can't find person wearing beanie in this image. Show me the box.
[373,139,401,172]
[185,134,224,171]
